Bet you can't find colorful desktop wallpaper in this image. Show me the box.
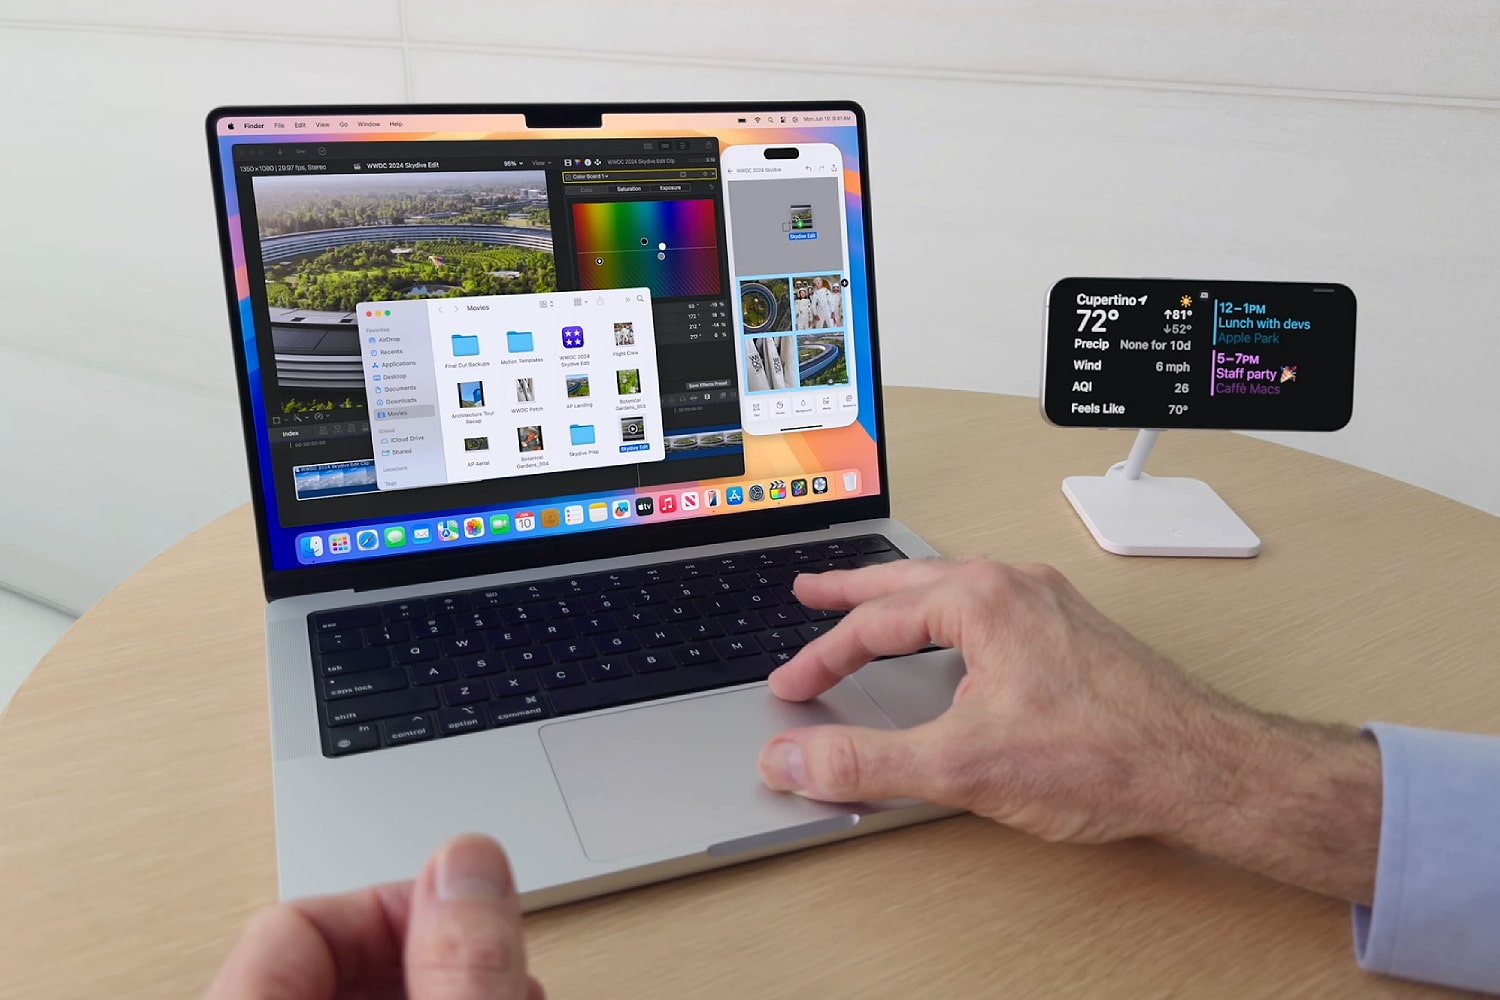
[215,111,879,571]
[572,198,721,298]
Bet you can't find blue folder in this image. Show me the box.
[569,424,596,446]
[506,330,534,353]
[451,334,479,356]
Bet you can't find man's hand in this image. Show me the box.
[758,559,1382,903]
[206,834,544,1000]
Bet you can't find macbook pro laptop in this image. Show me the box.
[205,102,965,906]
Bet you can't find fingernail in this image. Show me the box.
[435,836,511,901]
[761,740,806,791]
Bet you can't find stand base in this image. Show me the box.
[1062,473,1261,558]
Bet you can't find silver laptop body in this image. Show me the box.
[207,101,963,906]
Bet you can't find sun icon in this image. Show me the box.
[1179,295,1193,308]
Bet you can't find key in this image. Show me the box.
[541,665,587,689]
[546,657,773,717]
[631,650,677,673]
[382,713,435,746]
[317,631,362,654]
[741,590,781,610]
[618,609,660,628]
[313,607,380,633]
[854,535,894,554]
[412,661,458,685]
[766,607,806,627]
[576,615,617,635]
[757,630,798,652]
[682,620,724,640]
[323,668,407,701]
[506,647,551,670]
[586,592,628,613]
[597,633,642,655]
[468,587,511,608]
[394,640,440,665]
[380,600,426,622]
[674,644,717,666]
[588,569,639,590]
[530,621,576,643]
[463,610,503,631]
[585,658,633,682]
[413,616,456,638]
[327,723,379,755]
[440,635,484,657]
[490,672,539,697]
[363,622,410,646]
[319,647,391,677]
[456,653,506,677]
[442,681,488,706]
[437,705,487,737]
[714,637,757,659]
[323,688,437,727]
[488,694,551,728]
[485,628,528,649]
[797,621,837,643]
[724,612,764,634]
[431,594,470,615]
[501,605,542,626]
[518,581,556,601]
[557,576,596,597]
[853,550,905,566]
[550,639,595,662]
[641,626,680,648]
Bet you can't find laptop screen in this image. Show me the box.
[211,107,879,572]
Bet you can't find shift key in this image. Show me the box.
[323,687,437,727]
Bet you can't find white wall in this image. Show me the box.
[0,2,1497,620]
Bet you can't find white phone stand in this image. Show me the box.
[1062,429,1260,558]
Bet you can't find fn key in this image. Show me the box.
[327,723,379,756]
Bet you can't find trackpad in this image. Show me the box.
[539,681,895,862]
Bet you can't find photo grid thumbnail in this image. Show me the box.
[739,273,849,391]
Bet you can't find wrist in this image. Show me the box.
[1158,703,1383,905]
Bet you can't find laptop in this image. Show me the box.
[205,102,965,907]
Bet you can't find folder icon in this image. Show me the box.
[569,424,596,446]
[451,334,479,357]
[506,330,534,353]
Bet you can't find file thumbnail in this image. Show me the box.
[458,381,485,408]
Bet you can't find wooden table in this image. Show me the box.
[3,388,1498,999]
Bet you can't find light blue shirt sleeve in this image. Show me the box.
[1354,723,1500,993]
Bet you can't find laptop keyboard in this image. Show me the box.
[309,534,906,757]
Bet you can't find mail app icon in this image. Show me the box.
[569,424,596,446]
[451,334,479,357]
[506,330,534,353]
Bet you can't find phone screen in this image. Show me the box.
[1043,278,1356,430]
[723,143,858,435]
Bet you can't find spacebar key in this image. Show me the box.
[323,687,439,727]
[546,658,775,717]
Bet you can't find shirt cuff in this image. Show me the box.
[1353,722,1500,994]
